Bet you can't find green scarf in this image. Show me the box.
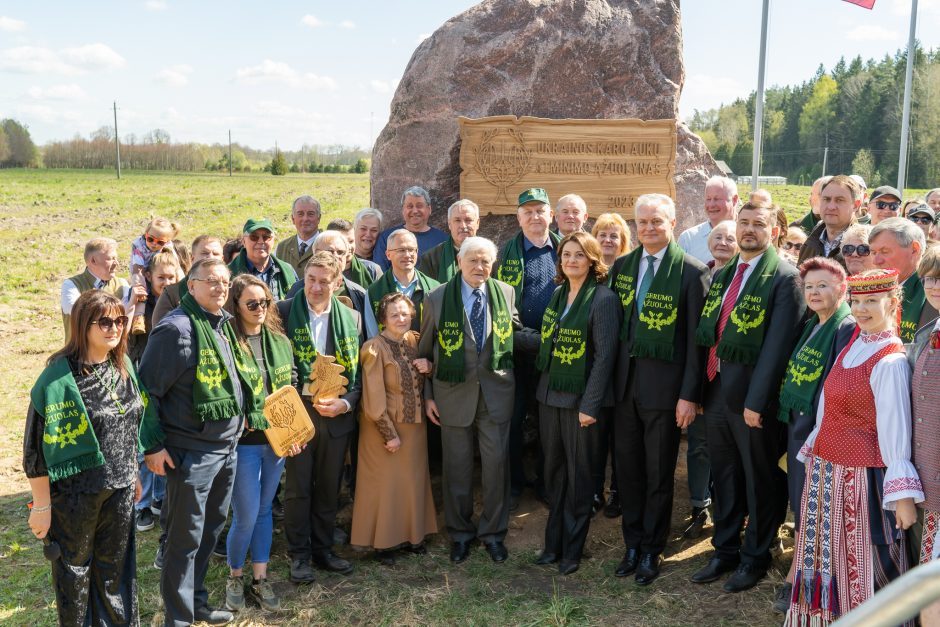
[696,248,781,365]
[228,248,298,300]
[367,269,440,323]
[900,274,926,343]
[436,238,459,283]
[347,255,376,288]
[31,356,159,482]
[180,293,255,422]
[230,327,295,430]
[611,242,686,361]
[777,302,851,423]
[536,277,597,394]
[496,231,562,302]
[285,293,360,387]
[434,274,514,382]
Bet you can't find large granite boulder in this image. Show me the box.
[370,0,719,242]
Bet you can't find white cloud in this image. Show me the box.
[301,14,322,28]
[156,64,193,87]
[340,20,355,29]
[370,80,391,94]
[145,0,167,10]
[416,33,431,44]
[27,84,87,101]
[679,74,748,118]
[0,16,26,31]
[0,43,125,74]
[846,24,899,41]
[235,59,336,90]
[61,44,127,71]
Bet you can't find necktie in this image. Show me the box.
[706,262,750,381]
[298,241,308,257]
[470,288,485,354]
[636,255,657,313]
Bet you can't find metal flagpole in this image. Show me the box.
[751,0,771,191]
[897,0,918,194]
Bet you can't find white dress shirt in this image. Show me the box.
[677,221,713,264]
[636,245,668,286]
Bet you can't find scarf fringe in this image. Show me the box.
[777,390,813,422]
[695,327,716,348]
[716,342,759,366]
[247,411,269,430]
[47,451,106,483]
[195,399,240,422]
[547,375,586,395]
[630,341,674,362]
[434,365,467,384]
[493,353,513,371]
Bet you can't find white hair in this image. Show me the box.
[387,228,417,249]
[705,175,738,199]
[555,193,587,212]
[354,207,384,230]
[843,223,872,244]
[292,195,321,214]
[634,193,676,221]
[314,230,348,251]
[870,217,926,251]
[926,188,940,203]
[457,236,498,262]
[447,199,480,220]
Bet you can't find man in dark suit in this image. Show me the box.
[277,253,362,584]
[609,194,710,586]
[797,174,861,271]
[418,199,480,283]
[691,200,805,592]
[418,236,521,564]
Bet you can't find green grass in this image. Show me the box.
[0,169,797,626]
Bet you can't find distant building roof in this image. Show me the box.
[715,160,733,176]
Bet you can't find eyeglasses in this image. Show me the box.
[244,299,271,312]
[248,233,273,242]
[909,215,935,226]
[191,278,231,290]
[92,316,129,332]
[783,241,803,251]
[145,234,169,247]
[874,200,901,212]
[924,276,940,289]
[841,244,871,257]
[389,247,418,256]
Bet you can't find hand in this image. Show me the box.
[743,409,763,429]
[131,284,148,303]
[385,437,402,453]
[412,358,432,375]
[578,412,596,428]
[425,399,441,426]
[287,443,305,457]
[135,478,143,503]
[676,400,697,429]
[28,506,51,539]
[895,498,917,531]
[314,398,348,417]
[144,449,175,476]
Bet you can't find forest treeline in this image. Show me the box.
[689,45,940,187]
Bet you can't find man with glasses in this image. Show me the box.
[61,237,133,341]
[275,196,322,276]
[140,258,246,626]
[797,174,860,271]
[229,218,298,300]
[866,186,903,226]
[908,204,937,241]
[365,229,440,338]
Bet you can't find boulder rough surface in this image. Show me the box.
[371,0,719,243]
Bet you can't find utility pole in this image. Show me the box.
[302,145,306,174]
[750,0,770,191]
[370,111,374,150]
[113,101,121,179]
[822,143,828,178]
[897,0,918,193]
[228,130,233,177]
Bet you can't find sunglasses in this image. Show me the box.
[145,234,169,247]
[244,299,271,312]
[92,316,129,332]
[841,244,871,257]
[783,241,803,251]
[909,215,935,226]
[248,233,273,243]
[874,200,901,212]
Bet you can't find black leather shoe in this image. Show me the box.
[615,548,639,577]
[634,553,663,586]
[404,542,427,555]
[312,551,353,575]
[535,552,558,566]
[484,541,508,563]
[375,550,396,566]
[590,494,604,517]
[604,492,622,518]
[558,560,579,575]
[289,558,316,584]
[723,563,767,593]
[683,506,710,539]
[194,606,234,625]
[450,541,472,564]
[690,557,739,583]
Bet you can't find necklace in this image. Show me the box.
[89,360,126,415]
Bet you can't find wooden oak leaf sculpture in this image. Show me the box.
[307,353,348,401]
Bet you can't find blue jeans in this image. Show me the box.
[686,415,712,509]
[137,452,166,511]
[227,444,285,568]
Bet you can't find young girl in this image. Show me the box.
[787,268,922,626]
[129,217,180,334]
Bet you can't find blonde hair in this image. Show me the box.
[591,213,633,256]
[146,217,182,240]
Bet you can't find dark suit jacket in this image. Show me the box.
[418,241,457,283]
[532,285,622,419]
[907,315,940,371]
[710,257,806,416]
[797,221,847,271]
[276,297,363,438]
[612,253,710,410]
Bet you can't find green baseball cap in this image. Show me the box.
[518,188,550,207]
[243,218,275,234]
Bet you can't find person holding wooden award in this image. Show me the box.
[351,292,437,564]
[224,275,298,613]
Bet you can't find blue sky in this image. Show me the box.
[0,0,938,151]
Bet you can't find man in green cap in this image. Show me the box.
[496,187,561,510]
[228,218,298,300]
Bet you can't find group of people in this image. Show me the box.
[22,175,940,626]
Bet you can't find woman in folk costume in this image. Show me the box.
[786,268,923,626]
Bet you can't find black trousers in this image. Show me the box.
[50,484,137,627]
[592,406,618,497]
[539,404,600,562]
[704,376,788,567]
[284,425,351,558]
[614,396,680,556]
[162,447,236,627]
[510,354,541,494]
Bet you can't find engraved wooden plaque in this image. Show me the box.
[458,115,677,220]
[263,386,315,457]
[301,353,349,401]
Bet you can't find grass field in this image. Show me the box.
[0,169,881,626]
